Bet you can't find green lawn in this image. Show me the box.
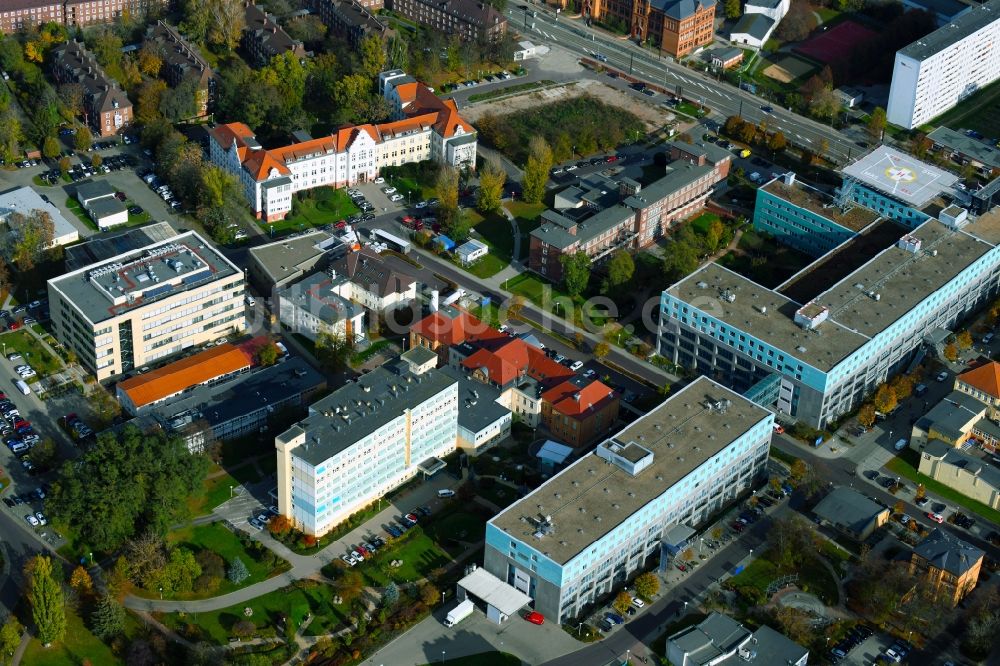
[22,606,139,666]
[816,6,840,21]
[64,197,98,231]
[729,554,839,605]
[930,76,1000,136]
[675,101,707,118]
[689,212,722,234]
[473,212,514,262]
[0,329,62,377]
[188,470,240,516]
[503,272,569,305]
[504,200,545,261]
[886,452,1000,525]
[264,188,359,235]
[142,522,291,600]
[351,338,392,366]
[361,531,451,586]
[160,581,349,644]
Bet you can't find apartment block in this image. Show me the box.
[47,231,246,381]
[50,40,132,138]
[209,70,476,221]
[907,528,983,606]
[64,0,167,27]
[387,0,506,42]
[144,21,217,118]
[530,142,728,281]
[311,0,388,47]
[275,359,458,536]
[484,377,772,622]
[0,1,64,34]
[243,2,308,67]
[580,0,714,57]
[918,440,1000,509]
[887,0,1000,129]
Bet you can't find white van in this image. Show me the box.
[15,379,30,395]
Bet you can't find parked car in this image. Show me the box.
[525,611,545,625]
[605,613,624,625]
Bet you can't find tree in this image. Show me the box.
[889,373,914,400]
[893,500,904,515]
[90,153,102,169]
[790,459,810,482]
[157,547,202,595]
[873,384,897,415]
[634,572,659,599]
[27,556,65,646]
[704,219,726,253]
[41,135,60,160]
[522,137,552,204]
[58,156,70,174]
[232,619,256,638]
[772,607,815,646]
[767,131,787,154]
[74,126,92,152]
[90,385,121,426]
[257,343,279,366]
[777,2,814,41]
[508,294,526,320]
[267,514,292,537]
[724,0,741,19]
[603,250,635,294]
[382,581,400,607]
[434,165,460,230]
[58,83,84,119]
[593,342,610,359]
[358,35,387,79]
[768,516,817,570]
[70,565,93,597]
[574,332,585,349]
[285,15,327,46]
[867,107,887,143]
[0,616,21,661]
[159,77,200,122]
[809,88,842,119]
[612,590,632,615]
[915,483,926,501]
[315,331,351,372]
[956,330,973,350]
[227,557,249,585]
[476,159,506,214]
[944,342,958,361]
[857,404,876,428]
[28,438,57,470]
[337,570,365,605]
[6,209,55,270]
[137,44,162,77]
[419,583,439,607]
[47,426,209,553]
[90,594,125,640]
[206,0,246,51]
[560,251,591,297]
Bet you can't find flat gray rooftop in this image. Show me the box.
[64,222,176,271]
[49,230,239,324]
[278,363,457,467]
[928,127,1000,170]
[668,262,867,371]
[899,0,1000,61]
[842,145,958,207]
[672,217,997,370]
[489,378,770,566]
[249,230,333,285]
[762,178,880,232]
[440,366,511,437]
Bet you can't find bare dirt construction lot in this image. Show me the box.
[762,55,817,84]
[461,79,674,132]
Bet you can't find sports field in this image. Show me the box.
[794,20,877,65]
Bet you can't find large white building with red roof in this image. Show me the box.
[209,69,477,222]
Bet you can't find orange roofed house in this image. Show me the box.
[116,344,252,416]
[410,306,621,443]
[955,361,1000,422]
[209,69,477,222]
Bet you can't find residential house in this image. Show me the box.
[386,0,506,42]
[910,390,1000,452]
[50,40,132,137]
[0,186,79,248]
[730,12,776,49]
[75,180,128,229]
[540,376,620,447]
[908,528,983,606]
[327,247,417,313]
[707,47,744,70]
[409,306,506,365]
[145,21,217,118]
[277,272,366,343]
[956,361,1000,421]
[243,2,308,67]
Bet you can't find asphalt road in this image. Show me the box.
[539,508,775,666]
[508,7,862,164]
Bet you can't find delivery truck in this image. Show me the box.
[444,599,475,627]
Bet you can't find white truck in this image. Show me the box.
[444,599,475,627]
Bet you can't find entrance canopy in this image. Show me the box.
[458,567,532,617]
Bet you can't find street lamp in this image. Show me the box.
[626,649,630,665]
[230,485,234,498]
[89,552,93,565]
[699,537,704,554]
[441,651,446,664]
[159,586,163,600]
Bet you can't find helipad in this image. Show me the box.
[842,145,958,208]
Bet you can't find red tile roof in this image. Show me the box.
[411,309,502,346]
[959,361,1000,400]
[118,344,252,409]
[543,380,617,418]
[460,338,574,389]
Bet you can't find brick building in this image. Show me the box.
[387,0,506,41]
[312,0,389,46]
[0,1,64,34]
[243,2,308,67]
[0,0,167,33]
[908,528,983,606]
[50,40,132,137]
[529,140,730,282]
[580,0,715,57]
[144,21,217,118]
